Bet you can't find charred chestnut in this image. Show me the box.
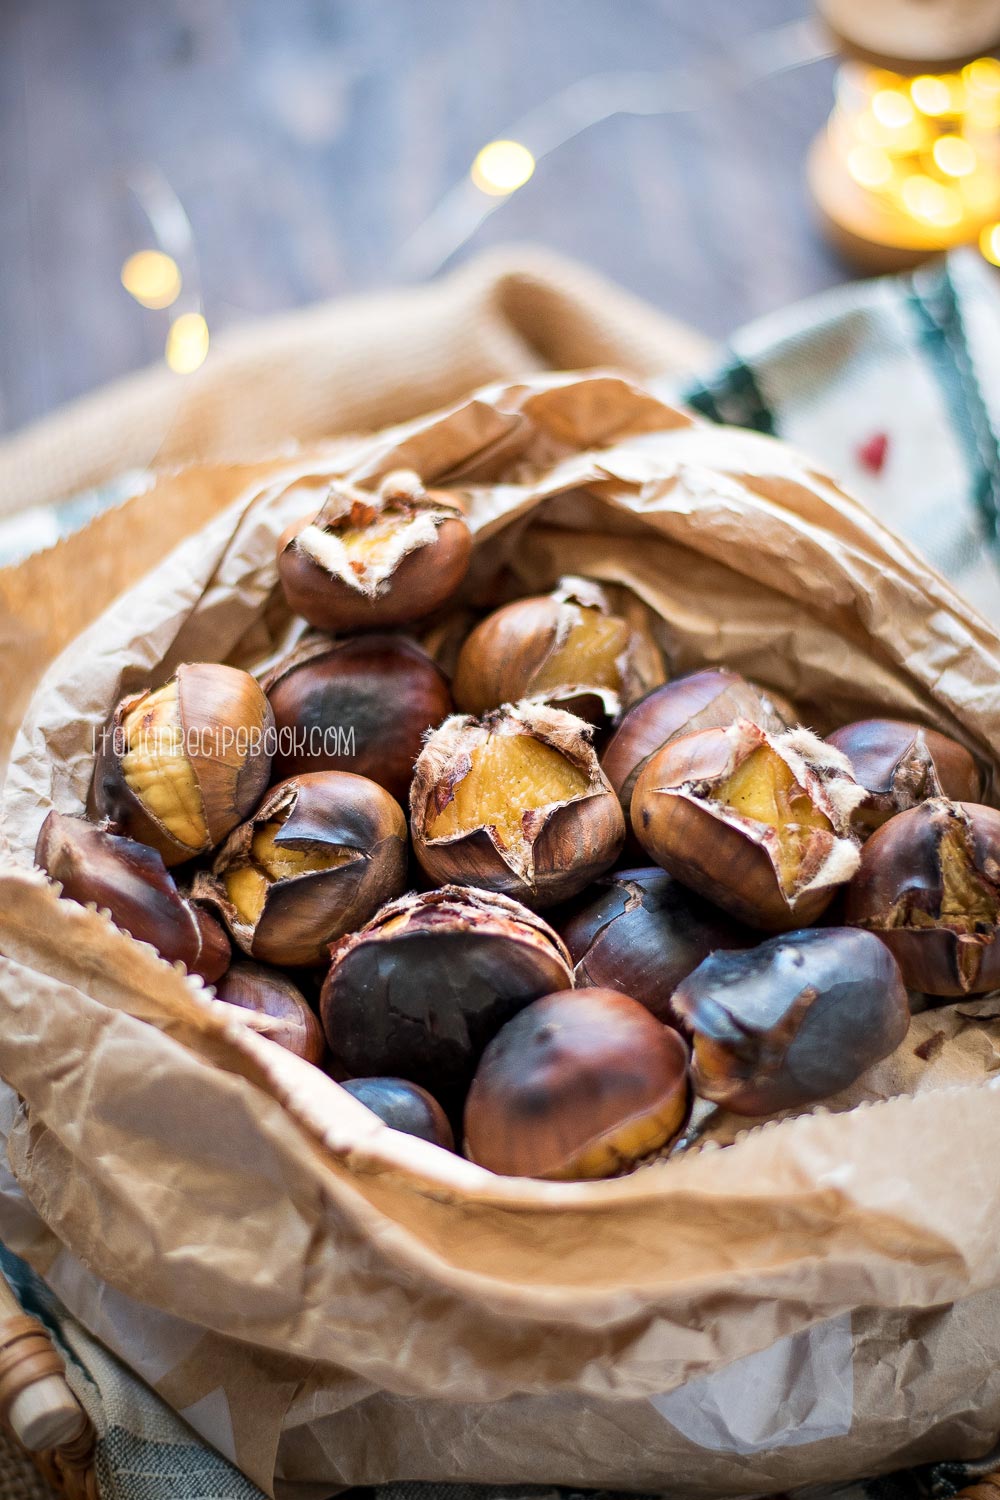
[826,718,981,836]
[277,470,471,632]
[845,798,1000,995]
[671,927,909,1115]
[463,988,690,1179]
[194,770,407,966]
[35,810,230,983]
[558,867,752,1023]
[92,663,273,866]
[631,720,863,931]
[411,702,624,909]
[341,1077,455,1151]
[452,577,663,723]
[214,961,324,1064]
[320,886,573,1106]
[262,632,452,800]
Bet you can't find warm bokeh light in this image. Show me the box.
[910,75,953,117]
[165,312,210,373]
[871,89,915,130]
[965,57,1000,98]
[470,139,536,195]
[120,250,182,310]
[981,222,1000,267]
[847,144,893,188]
[900,174,963,227]
[932,135,977,177]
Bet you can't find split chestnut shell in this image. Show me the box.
[826,718,981,837]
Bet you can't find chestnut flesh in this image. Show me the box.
[341,1077,455,1151]
[213,961,324,1064]
[671,927,909,1115]
[464,987,690,1179]
[826,718,981,836]
[845,798,1000,996]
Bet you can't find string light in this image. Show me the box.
[120,250,182,310]
[981,223,1000,267]
[910,74,954,117]
[932,135,977,178]
[871,89,915,130]
[847,144,893,188]
[470,139,536,196]
[165,312,210,374]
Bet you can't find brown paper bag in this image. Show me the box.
[3,371,1000,1497]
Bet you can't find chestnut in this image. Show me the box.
[558,867,752,1023]
[277,470,471,632]
[262,633,452,800]
[35,810,230,983]
[601,668,794,828]
[341,1077,455,1151]
[92,662,274,867]
[844,798,1000,995]
[671,927,909,1115]
[320,886,573,1106]
[194,770,407,966]
[213,961,324,1064]
[451,577,663,723]
[463,988,690,1180]
[631,719,862,931]
[410,702,625,909]
[826,719,981,836]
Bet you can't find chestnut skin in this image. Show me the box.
[827,718,981,836]
[263,633,452,801]
[845,798,1000,996]
[671,927,909,1115]
[213,961,324,1064]
[341,1077,455,1151]
[464,988,690,1179]
[558,868,753,1024]
[35,810,230,984]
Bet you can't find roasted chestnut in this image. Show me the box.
[262,632,452,800]
[601,668,794,827]
[826,718,981,836]
[341,1077,455,1151]
[558,867,752,1023]
[277,470,471,632]
[671,927,909,1115]
[411,702,624,909]
[194,771,407,966]
[451,577,663,722]
[320,886,573,1106]
[631,720,862,931]
[35,811,230,983]
[463,988,690,1179]
[92,662,274,867]
[213,961,324,1064]
[845,798,1000,995]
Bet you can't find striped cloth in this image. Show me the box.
[3,249,1000,1500]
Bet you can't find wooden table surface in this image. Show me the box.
[0,0,845,439]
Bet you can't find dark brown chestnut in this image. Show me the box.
[261,632,452,800]
[35,811,230,983]
[277,470,471,632]
[826,719,981,836]
[213,961,324,1063]
[410,701,624,909]
[601,669,794,827]
[320,886,573,1107]
[671,927,909,1115]
[844,798,1000,995]
[558,867,753,1023]
[194,770,407,966]
[341,1077,455,1151]
[631,720,863,931]
[463,988,690,1179]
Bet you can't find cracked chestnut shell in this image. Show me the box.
[844,798,1000,995]
[35,810,230,983]
[631,719,863,931]
[558,867,752,1024]
[463,988,691,1179]
[214,961,324,1064]
[601,669,795,830]
[341,1077,455,1151]
[320,886,573,1107]
[277,470,471,632]
[452,576,663,723]
[411,702,625,909]
[194,770,407,966]
[826,718,981,837]
[92,662,274,867]
[671,927,909,1115]
[262,632,452,800]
